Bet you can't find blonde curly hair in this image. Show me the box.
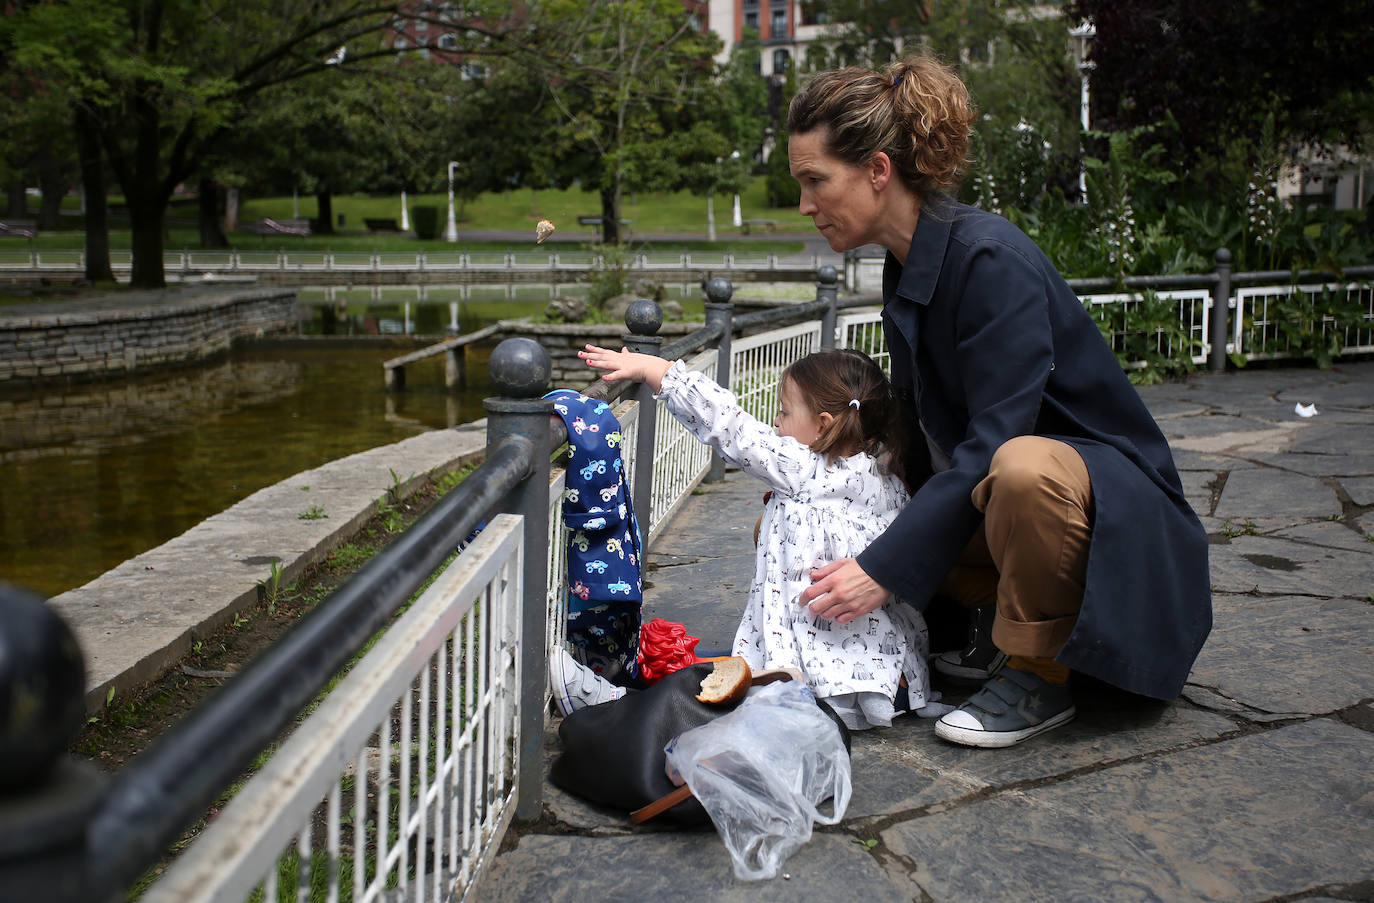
[787,55,975,198]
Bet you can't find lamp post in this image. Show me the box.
[730,150,743,228]
[1069,20,1096,204]
[708,156,720,242]
[444,160,459,242]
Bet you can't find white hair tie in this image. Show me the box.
[848,399,861,410]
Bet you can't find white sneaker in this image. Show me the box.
[549,648,625,716]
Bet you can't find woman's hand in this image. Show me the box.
[578,344,673,393]
[800,558,891,624]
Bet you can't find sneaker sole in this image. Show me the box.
[548,653,576,717]
[932,652,1008,683]
[933,705,1076,748]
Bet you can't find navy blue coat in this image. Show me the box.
[854,197,1211,700]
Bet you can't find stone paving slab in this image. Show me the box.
[1207,533,1374,598]
[844,695,1235,821]
[1213,467,1344,520]
[482,361,1374,900]
[1187,592,1374,716]
[481,830,912,902]
[878,720,1374,903]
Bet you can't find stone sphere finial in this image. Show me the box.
[704,277,734,305]
[625,299,663,336]
[0,582,86,790]
[1215,248,1233,265]
[488,337,551,399]
[817,264,838,285]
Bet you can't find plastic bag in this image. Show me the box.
[663,681,851,880]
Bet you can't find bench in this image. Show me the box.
[739,218,778,235]
[364,217,402,233]
[0,219,38,238]
[253,217,312,237]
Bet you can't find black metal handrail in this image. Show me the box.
[83,434,537,897]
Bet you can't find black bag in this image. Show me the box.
[549,663,850,826]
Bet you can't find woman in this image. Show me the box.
[790,56,1212,748]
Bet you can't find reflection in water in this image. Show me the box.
[0,344,493,598]
[3,282,714,598]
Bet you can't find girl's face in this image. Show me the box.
[789,129,883,252]
[774,379,826,446]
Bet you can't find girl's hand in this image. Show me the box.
[800,558,891,624]
[579,344,673,393]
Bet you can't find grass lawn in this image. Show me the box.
[3,176,812,253]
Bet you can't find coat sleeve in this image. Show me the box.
[857,238,1056,605]
[656,362,817,495]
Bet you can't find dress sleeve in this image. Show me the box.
[656,362,816,495]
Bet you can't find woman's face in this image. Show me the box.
[789,129,881,252]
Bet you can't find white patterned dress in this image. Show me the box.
[657,363,934,729]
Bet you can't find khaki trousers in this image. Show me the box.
[936,436,1093,659]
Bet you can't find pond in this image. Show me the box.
[1,281,741,598]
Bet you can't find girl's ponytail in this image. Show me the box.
[782,350,904,481]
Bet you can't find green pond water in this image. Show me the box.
[2,287,708,598]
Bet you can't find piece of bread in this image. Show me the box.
[535,219,556,244]
[695,656,752,704]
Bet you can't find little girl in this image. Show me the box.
[577,343,939,729]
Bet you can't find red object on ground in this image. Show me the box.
[636,618,709,684]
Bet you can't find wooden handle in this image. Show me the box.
[630,784,694,824]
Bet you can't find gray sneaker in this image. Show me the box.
[933,666,1075,748]
[932,604,1008,682]
[550,648,625,716]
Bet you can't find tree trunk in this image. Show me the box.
[75,106,115,284]
[37,152,65,231]
[198,177,228,248]
[315,189,334,234]
[599,187,619,245]
[128,190,167,289]
[6,181,25,219]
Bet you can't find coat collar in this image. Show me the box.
[883,194,957,308]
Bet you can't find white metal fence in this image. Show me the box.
[730,320,824,424]
[0,247,822,276]
[835,281,1374,368]
[145,515,525,903]
[1235,281,1374,361]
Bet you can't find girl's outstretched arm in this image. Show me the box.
[580,344,673,393]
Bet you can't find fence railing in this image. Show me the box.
[0,247,824,276]
[843,250,1374,368]
[7,254,1374,902]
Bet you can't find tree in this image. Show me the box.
[801,0,930,70]
[3,1,525,288]
[528,0,725,244]
[1068,0,1374,182]
[798,1,1081,208]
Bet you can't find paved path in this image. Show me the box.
[480,361,1374,902]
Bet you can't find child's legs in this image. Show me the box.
[940,436,1093,660]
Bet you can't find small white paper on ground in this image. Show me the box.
[1294,402,1318,418]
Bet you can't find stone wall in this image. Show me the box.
[0,286,297,385]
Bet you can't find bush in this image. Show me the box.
[411,205,440,240]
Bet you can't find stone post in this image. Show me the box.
[818,264,839,350]
[623,299,663,532]
[703,277,734,483]
[1209,249,1232,372]
[0,583,106,902]
[483,338,554,822]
